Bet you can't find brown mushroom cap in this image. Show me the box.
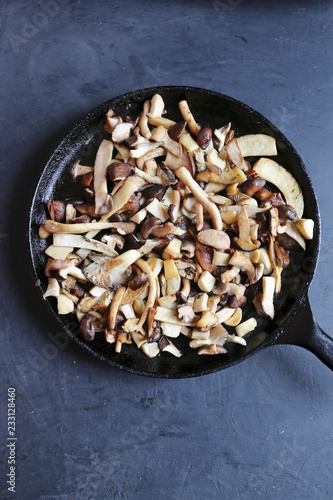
[197,229,231,251]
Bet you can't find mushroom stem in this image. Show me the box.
[42,220,121,235]
[174,166,222,230]
[130,258,157,331]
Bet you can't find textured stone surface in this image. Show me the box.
[1,1,333,498]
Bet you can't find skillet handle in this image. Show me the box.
[275,296,333,370]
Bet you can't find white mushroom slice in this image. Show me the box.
[164,238,182,258]
[166,275,181,295]
[130,208,148,224]
[160,322,182,338]
[148,94,165,118]
[229,250,256,284]
[113,142,130,162]
[284,220,306,250]
[101,175,146,221]
[147,257,164,277]
[130,141,164,158]
[145,198,169,222]
[155,126,182,157]
[43,220,127,235]
[206,148,227,171]
[155,307,198,327]
[158,337,182,357]
[214,123,231,152]
[77,295,99,313]
[168,162,223,231]
[178,133,200,152]
[138,100,151,139]
[131,331,147,348]
[196,167,247,185]
[57,293,75,315]
[253,157,304,218]
[45,244,74,260]
[224,308,243,327]
[215,307,236,324]
[235,208,260,251]
[111,122,133,143]
[178,100,200,136]
[70,160,94,179]
[197,271,216,293]
[193,293,209,313]
[212,250,230,266]
[164,259,179,280]
[235,317,258,337]
[236,134,277,157]
[191,328,211,341]
[136,147,166,170]
[43,277,60,299]
[147,115,176,129]
[253,276,276,320]
[93,139,114,215]
[158,295,177,308]
[141,341,160,358]
[197,311,219,331]
[250,248,272,275]
[295,218,314,240]
[220,266,240,284]
[53,234,117,256]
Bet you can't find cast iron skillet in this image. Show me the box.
[28,86,333,378]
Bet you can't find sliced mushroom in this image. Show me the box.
[107,162,135,182]
[197,229,231,251]
[253,158,304,218]
[253,276,276,320]
[234,208,260,251]
[229,250,256,284]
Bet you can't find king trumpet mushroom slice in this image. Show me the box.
[253,157,304,218]
[253,276,276,320]
[236,134,277,157]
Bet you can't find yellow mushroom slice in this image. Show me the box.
[155,307,198,327]
[108,286,126,330]
[101,175,147,221]
[295,218,314,240]
[253,158,304,218]
[253,276,276,320]
[125,258,157,332]
[178,100,200,136]
[234,208,260,251]
[236,134,277,157]
[235,317,257,337]
[42,220,127,235]
[93,139,114,215]
[224,308,243,327]
[196,166,247,185]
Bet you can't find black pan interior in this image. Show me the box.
[28,86,320,378]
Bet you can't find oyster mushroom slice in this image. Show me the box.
[236,134,277,157]
[93,139,114,215]
[82,240,159,290]
[101,175,147,221]
[253,158,304,218]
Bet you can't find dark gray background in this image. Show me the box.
[1,1,333,499]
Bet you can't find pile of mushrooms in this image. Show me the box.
[39,94,314,358]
